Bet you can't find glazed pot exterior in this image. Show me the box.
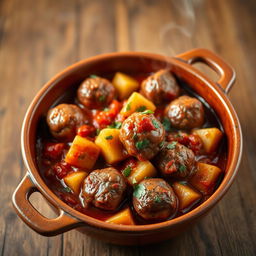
[12,49,242,245]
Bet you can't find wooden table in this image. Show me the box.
[1,0,255,255]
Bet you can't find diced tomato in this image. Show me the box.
[137,118,155,133]
[77,125,96,138]
[165,160,177,174]
[52,161,72,179]
[124,158,138,169]
[93,100,122,129]
[44,143,65,160]
[167,132,203,154]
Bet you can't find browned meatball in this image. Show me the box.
[155,142,196,178]
[165,95,204,129]
[140,69,180,105]
[119,112,165,161]
[77,77,116,109]
[133,178,178,220]
[82,168,127,211]
[47,104,88,141]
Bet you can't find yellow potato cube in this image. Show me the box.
[193,128,223,153]
[190,162,223,195]
[95,128,127,164]
[65,135,100,170]
[120,92,156,118]
[172,182,202,211]
[112,72,139,100]
[64,171,88,194]
[105,208,135,225]
[125,160,157,185]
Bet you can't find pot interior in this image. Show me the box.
[23,53,240,229]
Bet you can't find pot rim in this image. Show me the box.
[21,51,243,233]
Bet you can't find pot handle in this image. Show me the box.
[175,48,235,93]
[12,174,81,236]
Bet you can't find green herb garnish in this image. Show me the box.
[167,141,177,150]
[179,181,187,185]
[159,141,165,148]
[108,121,122,129]
[179,165,187,172]
[96,128,101,135]
[90,74,98,78]
[105,135,113,140]
[136,106,147,112]
[103,107,110,112]
[141,109,154,115]
[122,166,132,177]
[162,117,171,132]
[63,187,72,193]
[133,184,146,198]
[155,196,162,203]
[99,95,106,102]
[135,139,150,150]
[126,102,131,111]
[132,133,138,141]
[152,119,160,129]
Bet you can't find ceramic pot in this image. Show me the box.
[12,48,242,245]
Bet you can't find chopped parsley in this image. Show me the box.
[103,107,109,112]
[90,74,98,78]
[152,119,160,129]
[133,184,146,198]
[167,141,177,150]
[179,181,187,185]
[105,135,113,140]
[159,141,165,148]
[122,166,132,177]
[126,102,131,111]
[99,95,106,102]
[96,128,101,135]
[141,109,154,115]
[136,106,147,112]
[108,121,122,129]
[162,117,171,132]
[132,133,138,140]
[135,139,150,150]
[155,196,162,203]
[62,187,72,193]
[179,164,187,172]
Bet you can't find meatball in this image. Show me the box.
[165,95,204,129]
[119,113,165,161]
[82,168,127,211]
[133,178,178,220]
[155,142,196,178]
[47,104,88,141]
[140,69,180,105]
[77,77,116,109]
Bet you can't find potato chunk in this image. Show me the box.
[65,135,100,170]
[64,171,88,194]
[125,160,157,185]
[105,208,135,225]
[120,92,156,118]
[193,128,223,154]
[95,128,127,164]
[190,162,222,195]
[112,72,139,100]
[172,182,201,211]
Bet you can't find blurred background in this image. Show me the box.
[0,0,255,255]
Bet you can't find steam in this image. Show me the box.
[160,0,203,56]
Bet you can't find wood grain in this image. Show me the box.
[0,0,255,255]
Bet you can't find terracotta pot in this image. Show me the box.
[12,49,242,245]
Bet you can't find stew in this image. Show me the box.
[36,69,227,225]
